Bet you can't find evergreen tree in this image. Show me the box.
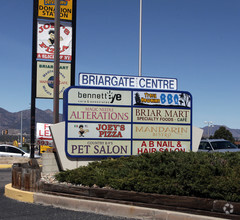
[213,126,235,143]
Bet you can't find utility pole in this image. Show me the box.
[30,0,38,158]
[53,0,60,124]
[53,0,63,171]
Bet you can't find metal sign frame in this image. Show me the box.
[63,86,192,158]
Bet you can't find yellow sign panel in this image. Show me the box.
[40,145,53,153]
[133,124,191,139]
[38,0,73,21]
[13,140,18,147]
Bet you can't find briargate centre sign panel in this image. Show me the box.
[63,85,192,158]
[79,73,178,91]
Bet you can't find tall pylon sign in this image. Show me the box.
[30,0,76,157]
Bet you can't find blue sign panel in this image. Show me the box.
[63,86,192,158]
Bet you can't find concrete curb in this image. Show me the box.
[5,183,34,203]
[0,164,12,169]
[0,164,42,169]
[34,193,225,220]
[4,184,225,220]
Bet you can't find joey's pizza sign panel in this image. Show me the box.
[64,85,192,157]
[37,20,72,61]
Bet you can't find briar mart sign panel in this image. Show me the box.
[64,86,192,157]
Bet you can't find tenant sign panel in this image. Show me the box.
[37,20,72,61]
[64,86,192,158]
[38,0,73,21]
[36,123,53,146]
[36,61,71,98]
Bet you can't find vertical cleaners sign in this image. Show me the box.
[64,86,192,157]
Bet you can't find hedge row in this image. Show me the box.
[55,151,240,202]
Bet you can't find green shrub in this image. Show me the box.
[55,151,240,202]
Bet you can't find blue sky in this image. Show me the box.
[1,0,240,129]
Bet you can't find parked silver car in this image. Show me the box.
[0,144,40,158]
[198,139,240,153]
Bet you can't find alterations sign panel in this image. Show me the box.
[36,61,71,98]
[64,86,192,158]
[38,0,73,21]
[37,20,72,61]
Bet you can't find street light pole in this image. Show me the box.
[21,111,23,148]
[138,0,142,77]
[204,121,214,138]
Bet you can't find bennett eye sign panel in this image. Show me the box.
[64,86,192,157]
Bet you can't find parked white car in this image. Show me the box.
[198,139,240,153]
[0,144,40,158]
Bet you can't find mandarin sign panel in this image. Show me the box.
[64,86,192,157]
[38,0,73,21]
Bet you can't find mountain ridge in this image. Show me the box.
[0,107,239,139]
[0,107,62,134]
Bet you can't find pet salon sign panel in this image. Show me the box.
[64,87,192,157]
